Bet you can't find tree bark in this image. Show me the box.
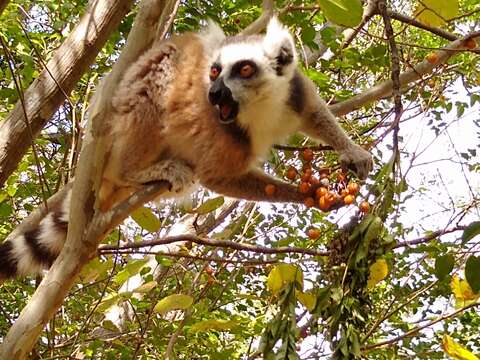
[0,0,133,188]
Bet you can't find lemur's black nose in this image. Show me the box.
[208,78,231,105]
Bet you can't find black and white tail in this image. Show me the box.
[0,190,71,282]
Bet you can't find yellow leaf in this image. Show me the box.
[133,281,157,293]
[153,294,194,315]
[267,264,303,295]
[190,319,239,332]
[442,335,480,360]
[450,276,479,306]
[413,0,459,27]
[367,259,389,290]
[296,290,317,311]
[80,258,114,283]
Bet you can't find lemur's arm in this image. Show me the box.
[295,72,373,179]
[201,169,309,204]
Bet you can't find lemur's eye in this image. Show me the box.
[209,65,221,81]
[239,64,255,78]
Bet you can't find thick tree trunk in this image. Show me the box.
[0,0,174,358]
[0,0,133,188]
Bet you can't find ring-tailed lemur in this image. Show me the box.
[0,18,372,282]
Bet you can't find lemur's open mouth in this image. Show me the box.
[208,78,239,124]
[218,101,239,124]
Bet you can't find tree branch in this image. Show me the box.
[240,0,274,36]
[388,10,457,41]
[393,226,467,249]
[362,302,480,351]
[0,0,134,188]
[0,0,175,357]
[100,235,330,257]
[329,31,480,117]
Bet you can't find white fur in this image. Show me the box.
[37,213,67,256]
[199,20,225,55]
[11,235,43,276]
[263,17,297,66]
[60,189,71,223]
[210,17,300,158]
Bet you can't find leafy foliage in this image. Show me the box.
[1,0,480,358]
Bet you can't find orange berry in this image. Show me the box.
[325,191,337,205]
[302,149,314,162]
[265,184,276,196]
[465,38,477,49]
[426,53,439,64]
[309,176,319,185]
[340,189,349,198]
[304,197,315,208]
[301,172,311,182]
[359,201,370,213]
[347,182,360,195]
[308,228,320,239]
[318,196,330,211]
[343,194,355,205]
[286,167,297,180]
[315,187,328,198]
[298,182,310,194]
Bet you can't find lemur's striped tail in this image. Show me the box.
[0,190,71,282]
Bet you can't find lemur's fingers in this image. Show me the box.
[339,144,373,180]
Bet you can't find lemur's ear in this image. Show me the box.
[263,17,296,73]
[200,20,226,51]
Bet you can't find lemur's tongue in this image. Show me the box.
[220,104,232,120]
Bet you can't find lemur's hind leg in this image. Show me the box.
[125,159,196,195]
[99,160,195,212]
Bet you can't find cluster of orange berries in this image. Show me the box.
[284,148,370,213]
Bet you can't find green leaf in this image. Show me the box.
[113,259,148,285]
[190,319,239,332]
[97,292,132,312]
[195,196,224,215]
[465,256,480,293]
[462,221,480,245]
[363,216,383,245]
[414,0,459,27]
[153,294,194,315]
[130,206,161,232]
[317,0,363,27]
[80,258,114,283]
[435,254,455,281]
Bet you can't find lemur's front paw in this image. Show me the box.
[339,144,373,179]
[161,160,196,194]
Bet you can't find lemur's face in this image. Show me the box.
[207,18,297,124]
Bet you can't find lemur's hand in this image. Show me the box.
[338,144,373,180]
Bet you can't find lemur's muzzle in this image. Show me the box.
[208,78,239,124]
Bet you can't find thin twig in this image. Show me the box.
[362,302,480,351]
[99,234,330,257]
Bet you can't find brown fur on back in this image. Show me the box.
[99,32,252,209]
